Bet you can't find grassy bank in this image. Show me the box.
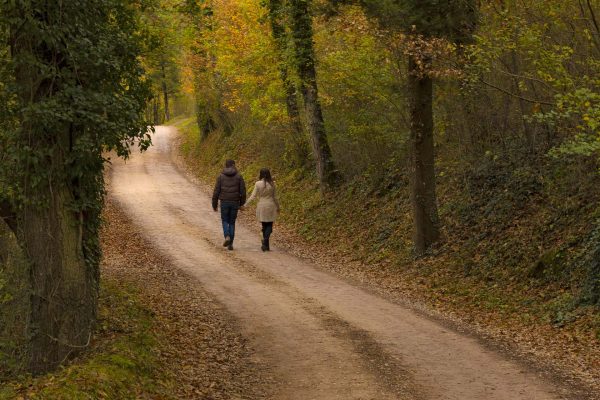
[0,280,173,400]
[172,115,600,385]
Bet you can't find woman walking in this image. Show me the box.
[244,168,280,251]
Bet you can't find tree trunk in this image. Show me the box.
[161,64,170,122]
[153,97,160,125]
[280,74,309,165]
[267,0,309,165]
[196,99,206,139]
[499,1,533,150]
[300,78,337,187]
[9,11,97,374]
[196,97,216,141]
[408,56,440,255]
[282,70,309,164]
[509,51,534,151]
[23,184,96,374]
[289,0,339,188]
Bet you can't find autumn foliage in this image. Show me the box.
[152,0,599,343]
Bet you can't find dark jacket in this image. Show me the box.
[212,167,246,209]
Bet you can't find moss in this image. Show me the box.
[0,281,174,400]
[0,221,30,377]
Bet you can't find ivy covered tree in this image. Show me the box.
[0,0,151,373]
[288,0,340,188]
[265,0,309,166]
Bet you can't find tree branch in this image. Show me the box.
[479,79,554,106]
[495,63,558,92]
[580,0,600,52]
[587,0,600,36]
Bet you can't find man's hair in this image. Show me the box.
[225,159,235,168]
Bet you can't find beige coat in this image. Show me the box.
[245,180,280,222]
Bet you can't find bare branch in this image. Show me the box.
[494,66,558,92]
[587,0,600,36]
[479,79,554,106]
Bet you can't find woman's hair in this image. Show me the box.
[259,168,274,186]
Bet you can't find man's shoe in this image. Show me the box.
[223,236,230,247]
[227,244,234,251]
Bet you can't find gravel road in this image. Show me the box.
[108,126,570,400]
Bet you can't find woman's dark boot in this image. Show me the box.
[261,239,267,252]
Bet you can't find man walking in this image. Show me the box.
[212,159,247,250]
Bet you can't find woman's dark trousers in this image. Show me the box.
[261,222,273,250]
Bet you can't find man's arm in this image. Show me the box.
[212,175,221,210]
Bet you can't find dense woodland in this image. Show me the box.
[157,0,600,327]
[0,0,599,386]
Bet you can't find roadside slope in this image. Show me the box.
[172,115,600,395]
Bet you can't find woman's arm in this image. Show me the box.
[243,182,258,207]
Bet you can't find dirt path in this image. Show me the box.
[107,126,576,400]
[101,200,272,399]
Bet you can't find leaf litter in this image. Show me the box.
[101,199,271,399]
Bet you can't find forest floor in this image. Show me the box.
[103,125,597,399]
[0,198,267,399]
[99,200,271,399]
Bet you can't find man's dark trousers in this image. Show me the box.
[220,201,239,243]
